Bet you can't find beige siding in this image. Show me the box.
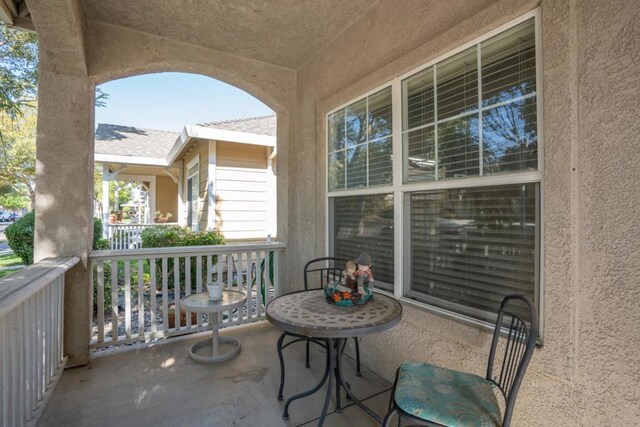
[155,175,178,219]
[215,142,271,241]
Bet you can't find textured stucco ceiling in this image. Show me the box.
[83,0,381,69]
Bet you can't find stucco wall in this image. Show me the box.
[155,175,178,219]
[291,0,640,425]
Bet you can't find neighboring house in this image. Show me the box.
[95,115,277,242]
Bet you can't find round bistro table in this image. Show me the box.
[181,290,247,363]
[266,289,402,426]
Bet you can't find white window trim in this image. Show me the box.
[325,9,544,337]
[207,141,217,230]
[186,155,200,232]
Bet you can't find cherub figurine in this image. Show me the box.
[354,253,374,294]
[342,260,358,292]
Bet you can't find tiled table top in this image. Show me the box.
[266,289,402,338]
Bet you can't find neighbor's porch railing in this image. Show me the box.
[0,256,79,427]
[108,223,161,250]
[90,243,284,348]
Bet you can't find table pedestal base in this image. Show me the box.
[190,336,241,363]
[281,338,381,426]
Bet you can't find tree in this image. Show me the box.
[0,190,30,209]
[0,22,38,120]
[0,107,36,208]
[0,23,108,211]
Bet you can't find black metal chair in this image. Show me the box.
[382,294,538,427]
[276,257,362,401]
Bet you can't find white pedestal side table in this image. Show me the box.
[181,290,247,363]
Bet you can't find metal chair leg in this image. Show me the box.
[382,405,399,427]
[353,337,361,376]
[305,339,311,368]
[276,332,286,401]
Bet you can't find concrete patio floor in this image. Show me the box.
[38,321,393,427]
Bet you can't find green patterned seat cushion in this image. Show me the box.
[394,361,502,427]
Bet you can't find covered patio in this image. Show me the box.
[1,0,639,426]
[38,322,392,427]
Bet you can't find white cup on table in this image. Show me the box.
[207,283,223,301]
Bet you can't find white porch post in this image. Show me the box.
[177,161,185,225]
[267,147,277,238]
[207,140,217,229]
[102,163,110,238]
[149,177,156,223]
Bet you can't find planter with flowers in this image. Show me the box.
[154,211,173,223]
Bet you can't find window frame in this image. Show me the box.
[325,9,544,339]
[186,155,200,232]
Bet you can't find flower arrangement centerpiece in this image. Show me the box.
[324,253,374,307]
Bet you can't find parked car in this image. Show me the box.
[0,211,10,222]
[9,212,21,221]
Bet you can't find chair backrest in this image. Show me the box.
[486,294,538,427]
[303,257,348,290]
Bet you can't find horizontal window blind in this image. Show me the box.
[328,87,393,191]
[330,194,394,292]
[407,183,538,322]
[403,18,537,183]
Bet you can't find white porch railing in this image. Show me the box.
[0,256,79,427]
[90,243,284,348]
[108,223,162,250]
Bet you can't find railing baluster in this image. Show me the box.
[238,252,252,320]
[111,260,119,342]
[239,252,247,322]
[162,257,169,332]
[174,256,181,330]
[273,251,280,297]
[265,249,271,305]
[137,259,144,339]
[196,256,203,327]
[255,251,263,318]
[185,256,192,328]
[124,260,131,338]
[36,288,43,402]
[97,261,105,343]
[150,258,157,337]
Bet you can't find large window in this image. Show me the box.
[327,13,541,327]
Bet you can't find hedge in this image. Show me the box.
[5,211,35,265]
[6,213,109,266]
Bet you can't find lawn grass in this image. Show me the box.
[0,269,17,279]
[0,253,23,268]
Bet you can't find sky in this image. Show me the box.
[95,72,274,132]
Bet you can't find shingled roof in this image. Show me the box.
[198,115,276,136]
[95,116,277,163]
[95,124,179,159]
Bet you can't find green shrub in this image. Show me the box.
[141,225,225,293]
[6,215,109,268]
[5,211,35,265]
[93,217,109,250]
[141,225,224,248]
